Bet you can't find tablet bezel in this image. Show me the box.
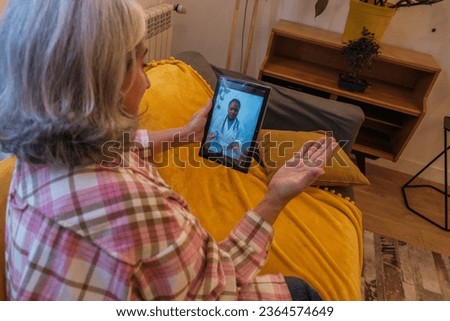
[199,76,271,173]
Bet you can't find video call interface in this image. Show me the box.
[200,76,270,173]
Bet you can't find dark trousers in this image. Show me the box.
[284,277,323,301]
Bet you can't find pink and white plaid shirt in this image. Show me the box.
[5,130,291,300]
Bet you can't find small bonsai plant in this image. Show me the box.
[339,27,381,92]
[315,0,444,17]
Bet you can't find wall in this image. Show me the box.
[167,0,450,183]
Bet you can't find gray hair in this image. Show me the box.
[0,0,146,165]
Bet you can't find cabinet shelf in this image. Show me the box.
[354,128,395,161]
[262,57,423,116]
[259,20,441,164]
[364,116,402,130]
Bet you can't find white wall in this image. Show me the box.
[167,0,450,183]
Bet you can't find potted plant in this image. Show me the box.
[315,0,444,41]
[316,0,444,17]
[339,27,381,92]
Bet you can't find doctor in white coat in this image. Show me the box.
[206,98,243,159]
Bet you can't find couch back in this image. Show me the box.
[0,157,15,300]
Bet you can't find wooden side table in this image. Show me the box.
[402,116,450,231]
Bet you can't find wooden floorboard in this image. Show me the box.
[353,163,450,257]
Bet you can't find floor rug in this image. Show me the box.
[361,230,450,300]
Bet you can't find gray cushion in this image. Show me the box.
[175,51,364,154]
[175,51,219,91]
[211,66,365,155]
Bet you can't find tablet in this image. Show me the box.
[199,76,271,173]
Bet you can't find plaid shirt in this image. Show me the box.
[5,130,291,300]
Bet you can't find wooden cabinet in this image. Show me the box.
[259,20,441,168]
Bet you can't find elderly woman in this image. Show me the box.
[0,0,336,300]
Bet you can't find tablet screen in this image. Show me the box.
[199,76,271,173]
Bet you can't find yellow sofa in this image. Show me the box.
[0,53,366,301]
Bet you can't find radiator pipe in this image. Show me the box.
[173,4,187,14]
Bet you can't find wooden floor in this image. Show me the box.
[353,163,450,257]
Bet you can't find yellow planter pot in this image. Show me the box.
[342,0,397,42]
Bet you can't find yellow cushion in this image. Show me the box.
[258,129,370,186]
[139,58,363,300]
[140,58,214,131]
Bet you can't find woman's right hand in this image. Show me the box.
[253,136,338,225]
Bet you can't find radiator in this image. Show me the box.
[143,3,173,62]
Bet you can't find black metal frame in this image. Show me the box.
[402,116,450,231]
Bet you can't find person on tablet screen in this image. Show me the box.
[207,98,243,159]
[1,0,337,301]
